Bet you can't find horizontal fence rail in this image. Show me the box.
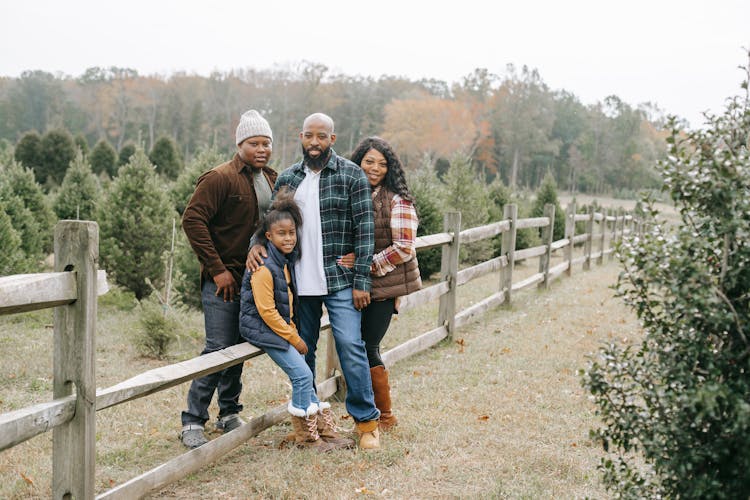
[0,203,640,499]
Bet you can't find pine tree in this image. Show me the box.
[39,128,76,187]
[149,136,182,180]
[74,134,89,156]
[98,148,177,300]
[531,172,565,241]
[443,152,492,263]
[90,139,118,178]
[14,130,43,174]
[0,159,55,254]
[54,150,100,221]
[171,146,224,215]
[118,142,136,168]
[0,200,24,274]
[407,155,444,279]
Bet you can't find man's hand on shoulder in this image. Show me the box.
[213,270,238,302]
[246,244,267,272]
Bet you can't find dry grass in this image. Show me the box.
[0,250,641,499]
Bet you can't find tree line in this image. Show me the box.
[0,62,671,195]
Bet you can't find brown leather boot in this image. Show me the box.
[370,365,398,431]
[317,402,355,449]
[288,411,335,452]
[355,420,380,450]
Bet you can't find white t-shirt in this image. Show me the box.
[293,167,327,296]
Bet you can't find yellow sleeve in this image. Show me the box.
[250,266,305,349]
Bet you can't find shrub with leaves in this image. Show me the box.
[583,60,750,498]
[149,135,183,180]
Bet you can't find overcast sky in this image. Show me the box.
[1,0,748,128]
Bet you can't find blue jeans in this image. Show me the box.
[264,344,320,412]
[297,287,380,423]
[181,280,244,426]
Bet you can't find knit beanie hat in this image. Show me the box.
[236,109,273,145]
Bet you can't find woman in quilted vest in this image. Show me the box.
[239,190,347,451]
[342,136,422,431]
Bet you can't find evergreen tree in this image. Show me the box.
[0,200,24,274]
[54,150,100,220]
[39,128,76,187]
[171,146,224,215]
[407,156,444,279]
[531,172,565,241]
[74,134,89,156]
[443,152,492,263]
[90,138,118,177]
[0,139,13,165]
[0,159,55,254]
[14,130,43,174]
[149,135,183,179]
[118,142,136,167]
[98,148,176,300]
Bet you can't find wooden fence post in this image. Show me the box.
[52,221,98,500]
[438,212,461,341]
[500,204,517,304]
[584,209,594,271]
[538,203,555,290]
[597,209,606,265]
[609,208,618,261]
[324,330,346,401]
[564,202,576,276]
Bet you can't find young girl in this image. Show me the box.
[239,191,344,451]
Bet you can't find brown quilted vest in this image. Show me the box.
[371,187,422,300]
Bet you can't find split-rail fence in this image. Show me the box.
[0,202,638,498]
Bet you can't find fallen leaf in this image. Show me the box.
[355,486,375,495]
[477,415,490,421]
[412,370,421,376]
[571,442,577,447]
[20,472,34,486]
[501,347,511,354]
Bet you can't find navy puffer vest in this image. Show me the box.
[239,243,299,350]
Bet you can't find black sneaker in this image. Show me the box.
[216,414,246,433]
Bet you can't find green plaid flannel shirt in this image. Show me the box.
[274,150,374,293]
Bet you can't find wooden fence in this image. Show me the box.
[0,204,637,499]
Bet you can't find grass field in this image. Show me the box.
[0,249,639,499]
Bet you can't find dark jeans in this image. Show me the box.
[181,281,244,426]
[361,298,396,367]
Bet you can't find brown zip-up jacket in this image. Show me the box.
[183,153,277,286]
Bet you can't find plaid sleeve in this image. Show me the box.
[350,167,374,291]
[372,195,418,277]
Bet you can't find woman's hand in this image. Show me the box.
[336,252,355,268]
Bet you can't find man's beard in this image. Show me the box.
[302,145,331,170]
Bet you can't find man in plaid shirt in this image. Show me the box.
[247,113,382,450]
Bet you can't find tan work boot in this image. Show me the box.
[370,365,398,431]
[316,402,355,449]
[355,420,380,450]
[287,403,334,452]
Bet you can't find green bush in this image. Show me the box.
[0,200,24,274]
[39,128,76,187]
[583,65,750,498]
[134,299,179,359]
